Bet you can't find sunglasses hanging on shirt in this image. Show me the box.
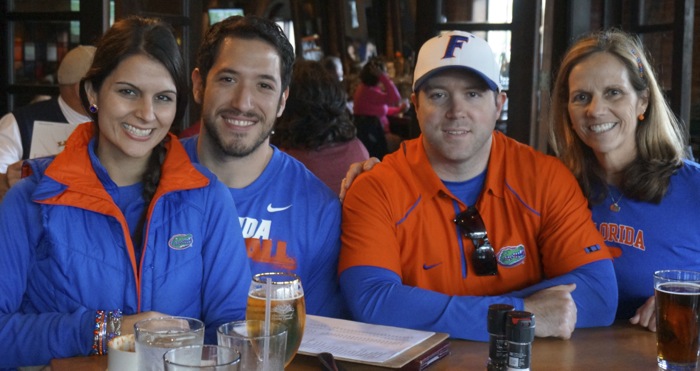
[454,205,498,276]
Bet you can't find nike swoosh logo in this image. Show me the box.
[423,263,442,270]
[267,203,292,213]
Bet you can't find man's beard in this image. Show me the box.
[203,113,274,158]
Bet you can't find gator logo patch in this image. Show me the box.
[169,234,193,250]
[497,245,526,267]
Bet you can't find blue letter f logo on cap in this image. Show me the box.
[443,35,472,59]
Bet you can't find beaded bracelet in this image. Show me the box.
[90,309,122,355]
[90,310,106,355]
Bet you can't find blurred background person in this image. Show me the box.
[271,59,369,194]
[549,29,700,331]
[321,55,353,113]
[0,16,250,368]
[0,45,95,200]
[347,36,377,68]
[353,56,409,159]
[0,45,96,171]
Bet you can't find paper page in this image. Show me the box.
[298,315,434,364]
[29,121,79,159]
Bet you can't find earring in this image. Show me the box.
[638,113,645,121]
[89,104,98,113]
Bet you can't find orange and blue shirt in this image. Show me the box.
[339,131,617,340]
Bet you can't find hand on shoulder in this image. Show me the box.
[339,157,381,202]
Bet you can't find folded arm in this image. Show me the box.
[340,260,616,341]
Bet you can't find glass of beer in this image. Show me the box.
[246,272,306,367]
[655,270,700,371]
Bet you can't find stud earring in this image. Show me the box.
[89,104,98,114]
[638,113,645,121]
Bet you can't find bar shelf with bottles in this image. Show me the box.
[1,0,105,112]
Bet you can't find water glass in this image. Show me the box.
[135,316,205,371]
[163,345,240,370]
[217,320,287,371]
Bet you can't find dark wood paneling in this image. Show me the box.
[507,0,541,145]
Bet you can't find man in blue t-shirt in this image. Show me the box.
[181,15,347,318]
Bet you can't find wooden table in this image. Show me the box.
[52,322,659,370]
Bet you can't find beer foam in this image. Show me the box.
[249,289,304,300]
[656,282,700,295]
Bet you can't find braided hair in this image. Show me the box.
[79,16,188,248]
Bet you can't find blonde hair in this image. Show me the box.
[549,29,685,204]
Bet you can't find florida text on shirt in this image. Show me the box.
[239,216,297,270]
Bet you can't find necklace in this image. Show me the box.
[609,191,623,212]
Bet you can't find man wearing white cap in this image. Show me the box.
[0,45,95,199]
[339,31,617,341]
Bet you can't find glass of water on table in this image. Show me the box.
[134,316,205,371]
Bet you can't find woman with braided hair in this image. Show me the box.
[0,16,250,368]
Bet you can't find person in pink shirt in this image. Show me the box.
[352,57,408,157]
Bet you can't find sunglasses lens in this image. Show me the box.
[472,245,498,276]
[454,208,487,239]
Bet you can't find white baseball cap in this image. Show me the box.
[413,31,501,92]
[57,45,96,85]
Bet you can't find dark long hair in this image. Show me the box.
[79,16,187,207]
[271,60,355,150]
[80,16,187,133]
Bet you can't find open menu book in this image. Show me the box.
[298,315,450,369]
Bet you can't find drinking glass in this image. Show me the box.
[246,272,306,367]
[135,316,205,371]
[655,270,700,371]
[163,345,240,370]
[217,320,287,371]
